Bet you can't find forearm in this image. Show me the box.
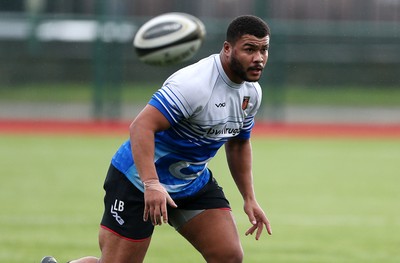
[128,104,171,182]
[225,138,256,202]
[129,121,159,182]
[226,138,272,238]
[129,106,177,224]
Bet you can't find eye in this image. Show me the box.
[245,48,254,53]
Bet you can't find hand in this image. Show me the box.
[143,180,177,226]
[244,200,272,240]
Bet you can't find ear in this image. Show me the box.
[223,41,232,55]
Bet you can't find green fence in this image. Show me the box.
[1,0,399,120]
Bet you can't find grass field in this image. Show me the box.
[1,134,399,263]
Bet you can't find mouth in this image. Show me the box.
[248,66,263,75]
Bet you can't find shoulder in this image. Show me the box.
[161,55,221,110]
[166,54,219,87]
[248,82,262,99]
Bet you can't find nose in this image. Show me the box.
[254,50,266,63]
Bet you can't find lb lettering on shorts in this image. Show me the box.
[100,164,230,241]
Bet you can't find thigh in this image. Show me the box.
[98,227,151,263]
[168,174,231,230]
[101,165,154,240]
[178,209,243,262]
[98,165,154,262]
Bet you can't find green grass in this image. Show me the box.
[1,83,400,107]
[1,134,400,262]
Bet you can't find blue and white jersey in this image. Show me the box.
[112,54,262,199]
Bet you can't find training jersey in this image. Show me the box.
[111,54,262,199]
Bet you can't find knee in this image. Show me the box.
[223,246,244,263]
[205,245,244,263]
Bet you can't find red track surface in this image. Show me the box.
[0,119,399,138]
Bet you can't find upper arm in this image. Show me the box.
[225,137,251,156]
[130,104,171,133]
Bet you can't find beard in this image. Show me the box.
[229,55,249,82]
[229,54,262,82]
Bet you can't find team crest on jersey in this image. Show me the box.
[242,96,250,110]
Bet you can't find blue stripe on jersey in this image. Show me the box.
[236,118,254,139]
[149,97,177,125]
[161,85,192,117]
[151,86,191,122]
[150,94,230,147]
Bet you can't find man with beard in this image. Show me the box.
[42,14,272,263]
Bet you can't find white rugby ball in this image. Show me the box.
[133,13,206,66]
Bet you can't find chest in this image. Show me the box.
[187,88,255,138]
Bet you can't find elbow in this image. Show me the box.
[129,120,136,136]
[129,119,143,140]
[129,120,137,133]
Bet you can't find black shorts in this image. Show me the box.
[100,164,230,241]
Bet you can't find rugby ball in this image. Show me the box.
[133,13,206,66]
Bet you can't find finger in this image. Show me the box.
[265,221,272,235]
[143,204,149,222]
[154,214,161,226]
[149,207,154,225]
[151,209,158,226]
[259,214,272,235]
[152,207,162,226]
[255,222,263,240]
[248,214,257,226]
[245,214,257,236]
[161,203,168,224]
[245,224,257,236]
[166,194,178,208]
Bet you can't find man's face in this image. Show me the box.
[227,34,270,83]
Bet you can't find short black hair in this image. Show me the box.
[226,15,270,44]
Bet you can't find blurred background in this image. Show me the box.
[0,0,399,123]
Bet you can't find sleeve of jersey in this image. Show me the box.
[235,117,254,139]
[148,85,193,125]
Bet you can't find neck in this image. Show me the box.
[219,51,242,84]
